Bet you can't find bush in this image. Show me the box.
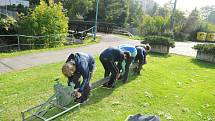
[141,36,175,48]
[18,0,68,48]
[174,32,189,41]
[193,44,215,55]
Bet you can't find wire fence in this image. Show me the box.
[0,26,95,52]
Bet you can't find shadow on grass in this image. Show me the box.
[191,58,215,69]
[149,52,172,58]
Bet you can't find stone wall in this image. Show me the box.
[151,45,170,54]
[196,51,215,63]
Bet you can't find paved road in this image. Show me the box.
[0,34,209,74]
[0,33,140,74]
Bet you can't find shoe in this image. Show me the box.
[107,82,115,88]
[75,98,89,104]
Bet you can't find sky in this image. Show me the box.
[154,0,215,12]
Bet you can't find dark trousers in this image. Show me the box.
[123,57,135,82]
[100,57,118,86]
[68,74,91,102]
[134,56,145,73]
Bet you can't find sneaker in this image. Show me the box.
[107,82,115,88]
[75,98,89,104]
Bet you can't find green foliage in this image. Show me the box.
[193,44,215,55]
[63,0,93,20]
[139,15,169,35]
[0,16,17,32]
[182,8,201,34]
[18,0,69,48]
[143,36,175,48]
[173,10,186,32]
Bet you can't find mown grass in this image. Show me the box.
[0,54,215,121]
[0,37,100,58]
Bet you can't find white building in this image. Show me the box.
[0,0,29,7]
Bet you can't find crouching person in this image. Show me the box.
[134,44,151,74]
[118,44,137,83]
[62,52,95,103]
[100,47,130,88]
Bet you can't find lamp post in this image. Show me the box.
[170,0,177,32]
[94,0,99,41]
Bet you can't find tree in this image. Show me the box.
[182,8,201,33]
[18,0,68,47]
[139,15,168,35]
[173,10,186,32]
[201,6,215,20]
[63,0,93,20]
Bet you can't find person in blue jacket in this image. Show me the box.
[118,44,137,83]
[134,44,151,74]
[62,52,95,103]
[100,47,130,88]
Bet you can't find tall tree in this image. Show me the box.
[63,0,93,20]
[182,8,201,33]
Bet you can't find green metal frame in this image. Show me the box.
[21,77,110,121]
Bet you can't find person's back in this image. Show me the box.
[100,47,124,62]
[118,44,137,58]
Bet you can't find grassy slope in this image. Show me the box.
[0,54,215,121]
[0,37,100,58]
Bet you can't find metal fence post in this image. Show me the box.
[17,34,20,51]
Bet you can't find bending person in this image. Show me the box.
[62,52,95,103]
[118,44,137,83]
[100,47,130,88]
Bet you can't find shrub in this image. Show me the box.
[18,0,69,48]
[174,32,189,41]
[193,44,215,55]
[141,36,175,48]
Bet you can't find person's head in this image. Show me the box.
[144,44,151,52]
[62,61,76,77]
[123,51,130,60]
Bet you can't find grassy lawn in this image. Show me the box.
[0,37,100,58]
[0,54,215,121]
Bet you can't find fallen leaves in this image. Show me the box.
[144,91,153,98]
[158,111,173,120]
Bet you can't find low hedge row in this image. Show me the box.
[141,36,175,48]
[193,44,215,55]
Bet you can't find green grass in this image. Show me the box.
[0,37,100,58]
[115,34,144,40]
[0,54,215,121]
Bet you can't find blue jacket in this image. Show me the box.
[100,47,124,72]
[66,52,95,92]
[118,44,137,57]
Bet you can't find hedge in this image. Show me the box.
[193,44,215,55]
[141,36,175,48]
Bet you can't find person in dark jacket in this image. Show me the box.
[100,47,130,88]
[134,44,151,74]
[118,44,137,83]
[62,52,95,103]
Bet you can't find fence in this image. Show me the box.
[0,26,95,52]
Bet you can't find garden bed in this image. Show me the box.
[193,44,215,63]
[141,36,175,54]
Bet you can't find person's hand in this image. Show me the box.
[74,91,82,98]
[116,73,123,80]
